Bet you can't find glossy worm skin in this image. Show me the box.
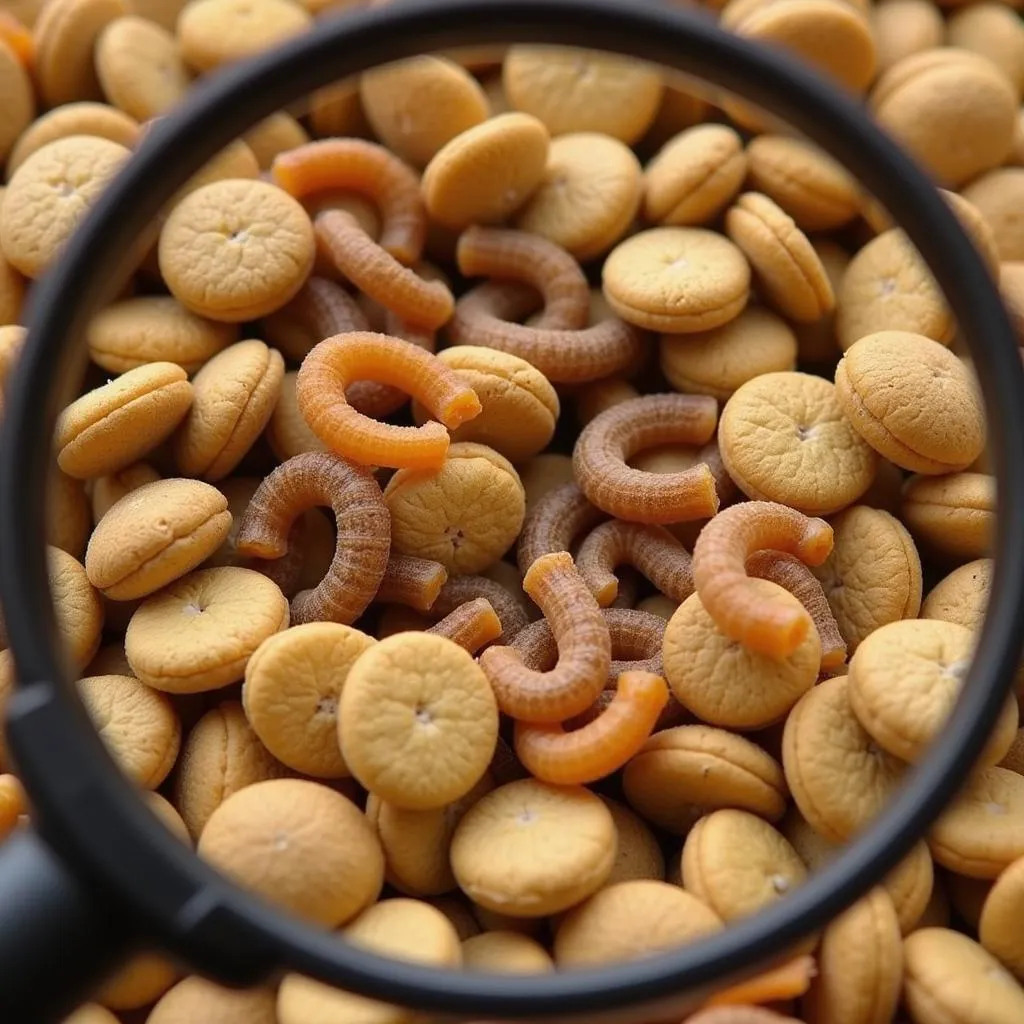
[236,451,391,626]
[699,955,815,1012]
[692,501,834,659]
[375,553,448,612]
[245,512,307,598]
[448,230,647,383]
[271,138,426,265]
[576,519,695,607]
[315,211,455,330]
[296,331,482,470]
[746,549,847,670]
[479,551,610,724]
[426,597,503,654]
[514,671,669,786]
[0,774,26,842]
[262,276,368,363]
[429,574,530,642]
[573,394,721,524]
[517,482,606,576]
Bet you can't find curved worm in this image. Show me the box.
[271,138,426,265]
[746,549,847,670]
[573,394,721,524]
[448,228,646,383]
[236,451,391,625]
[262,276,368,363]
[429,574,530,642]
[426,598,503,654]
[315,211,454,330]
[517,482,606,576]
[296,331,481,470]
[375,554,448,612]
[576,519,695,607]
[514,671,669,786]
[509,607,668,687]
[692,501,834,659]
[245,513,308,598]
[479,551,610,724]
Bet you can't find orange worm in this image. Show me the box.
[236,451,390,625]
[296,331,481,470]
[479,552,610,724]
[271,138,426,265]
[426,598,503,654]
[429,575,530,642]
[692,501,834,659]
[573,394,720,524]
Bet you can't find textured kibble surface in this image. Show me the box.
[2,6,1023,1019]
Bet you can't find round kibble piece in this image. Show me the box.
[125,566,289,693]
[243,622,375,779]
[979,855,1024,979]
[0,37,33,167]
[835,331,987,474]
[1,136,129,279]
[85,479,232,600]
[947,2,1024,97]
[422,113,550,230]
[451,779,616,917]
[339,632,498,810]
[718,371,878,516]
[158,179,315,322]
[554,880,722,968]
[901,471,995,561]
[146,976,278,1024]
[198,778,383,926]
[962,168,1024,262]
[871,0,943,76]
[602,227,751,334]
[462,931,554,973]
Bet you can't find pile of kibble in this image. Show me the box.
[2,0,1024,1021]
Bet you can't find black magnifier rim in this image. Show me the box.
[3,0,1024,1018]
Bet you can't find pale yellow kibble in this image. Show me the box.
[97,954,177,1011]
[461,931,554,974]
[146,976,278,1024]
[278,899,463,1024]
[503,46,664,145]
[871,0,944,76]
[947,2,1024,98]
[360,55,490,168]
[515,132,643,261]
[243,112,310,170]
[62,1005,119,1024]
[644,124,747,227]
[339,632,498,810]
[199,778,384,927]
[422,113,550,230]
[145,792,190,845]
[243,623,375,779]
[90,462,161,526]
[1,136,129,280]
[554,880,722,968]
[450,779,617,917]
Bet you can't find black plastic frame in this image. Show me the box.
[2,0,1024,1020]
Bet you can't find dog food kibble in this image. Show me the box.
[7,11,1024,1017]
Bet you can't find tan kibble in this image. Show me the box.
[515,132,643,261]
[90,462,161,526]
[0,37,33,167]
[643,124,747,227]
[745,135,861,232]
[278,899,462,1024]
[962,168,1024,262]
[242,112,310,170]
[422,112,550,230]
[901,471,995,561]
[87,296,237,376]
[47,470,91,561]
[125,566,289,693]
[78,674,181,788]
[63,1005,119,1024]
[159,180,315,322]
[623,725,788,833]
[555,880,722,968]
[86,479,232,600]
[146,976,278,1024]
[176,0,312,73]
[870,0,944,76]
[6,103,140,177]
[360,55,490,168]
[600,795,666,886]
[451,779,616,917]
[55,362,193,480]
[1,136,129,279]
[48,546,105,670]
[870,48,1017,186]
[173,340,285,481]
[243,622,375,779]
[339,632,498,810]
[199,778,384,926]
[461,931,554,973]
[96,954,177,1011]
[835,331,987,474]
[503,46,663,145]
[947,2,1024,97]
[173,700,287,839]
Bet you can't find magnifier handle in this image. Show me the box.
[0,828,134,1023]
